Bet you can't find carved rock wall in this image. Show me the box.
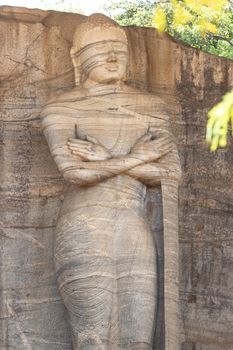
[1,6,233,350]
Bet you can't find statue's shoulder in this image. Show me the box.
[40,87,87,118]
[125,86,168,119]
[45,87,86,107]
[126,86,166,106]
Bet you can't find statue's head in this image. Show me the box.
[71,14,128,87]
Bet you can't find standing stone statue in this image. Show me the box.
[41,13,181,350]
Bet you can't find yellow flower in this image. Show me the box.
[153,7,167,32]
[172,3,193,28]
[206,89,233,151]
[184,0,228,14]
[184,0,202,12]
[200,0,228,12]
[196,19,218,34]
[205,22,218,33]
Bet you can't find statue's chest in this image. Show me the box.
[75,111,149,156]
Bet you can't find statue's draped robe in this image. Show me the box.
[41,86,180,350]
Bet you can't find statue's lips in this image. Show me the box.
[105,65,119,72]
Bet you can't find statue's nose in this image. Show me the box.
[107,50,117,62]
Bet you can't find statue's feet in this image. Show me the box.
[75,330,105,350]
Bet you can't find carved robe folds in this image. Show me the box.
[41,86,180,349]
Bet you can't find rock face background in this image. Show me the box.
[1,6,233,350]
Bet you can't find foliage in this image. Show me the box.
[206,90,233,151]
[104,0,233,59]
[103,0,155,27]
[153,0,233,59]
[37,0,83,13]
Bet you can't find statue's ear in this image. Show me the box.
[70,46,81,86]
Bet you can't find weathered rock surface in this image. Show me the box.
[1,6,233,350]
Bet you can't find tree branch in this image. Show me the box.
[207,33,233,47]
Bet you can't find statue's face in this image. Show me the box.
[78,28,128,85]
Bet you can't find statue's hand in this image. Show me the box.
[131,132,173,162]
[67,136,112,161]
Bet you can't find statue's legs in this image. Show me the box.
[54,195,157,349]
[116,214,157,350]
[54,206,118,349]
